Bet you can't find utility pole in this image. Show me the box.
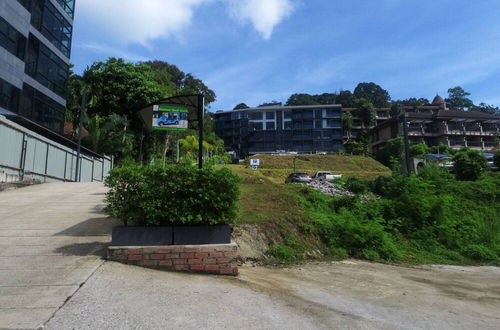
[197,95,205,169]
[75,93,87,182]
[402,111,413,176]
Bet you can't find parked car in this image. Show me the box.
[285,172,312,184]
[158,116,179,126]
[482,153,498,170]
[312,171,342,181]
[423,154,454,168]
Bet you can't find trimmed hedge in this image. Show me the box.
[105,165,240,226]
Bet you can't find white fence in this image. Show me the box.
[0,115,112,183]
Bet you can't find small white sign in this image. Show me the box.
[251,165,258,171]
[250,159,260,166]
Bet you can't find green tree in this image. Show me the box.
[344,140,368,155]
[234,103,250,110]
[471,103,500,115]
[335,90,355,107]
[83,58,164,117]
[394,98,429,107]
[446,86,474,110]
[286,94,319,106]
[410,143,429,157]
[453,149,487,181]
[353,82,391,107]
[376,137,405,170]
[354,98,376,128]
[341,111,353,140]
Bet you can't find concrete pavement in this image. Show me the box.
[0,182,119,329]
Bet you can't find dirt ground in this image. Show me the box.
[45,260,500,329]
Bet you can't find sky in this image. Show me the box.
[71,0,500,111]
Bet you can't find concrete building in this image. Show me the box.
[0,0,74,133]
[370,96,500,152]
[214,104,344,157]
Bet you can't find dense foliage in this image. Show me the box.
[292,168,500,264]
[105,164,240,226]
[453,149,487,181]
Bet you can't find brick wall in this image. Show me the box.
[107,243,238,276]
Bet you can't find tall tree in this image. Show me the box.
[286,94,319,106]
[446,86,474,110]
[353,82,391,107]
[354,98,376,128]
[390,103,404,118]
[341,111,353,140]
[335,90,355,107]
[394,98,429,107]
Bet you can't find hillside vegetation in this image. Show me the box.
[223,156,500,266]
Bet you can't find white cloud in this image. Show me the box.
[225,0,295,39]
[77,0,207,46]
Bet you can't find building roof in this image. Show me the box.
[215,104,342,114]
[432,95,446,105]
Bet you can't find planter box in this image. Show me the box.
[173,225,231,245]
[112,226,173,246]
[111,225,231,246]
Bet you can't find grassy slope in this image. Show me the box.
[219,156,391,258]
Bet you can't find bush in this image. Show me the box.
[494,151,500,170]
[105,164,240,226]
[344,177,371,194]
[410,143,429,157]
[462,245,498,262]
[453,149,487,181]
[267,245,297,263]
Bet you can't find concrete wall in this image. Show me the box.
[0,114,112,183]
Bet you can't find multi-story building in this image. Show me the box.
[214,104,344,157]
[370,96,500,152]
[0,0,74,133]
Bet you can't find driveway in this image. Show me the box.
[0,182,118,329]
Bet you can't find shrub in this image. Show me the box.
[463,245,498,262]
[410,143,429,157]
[344,177,371,194]
[267,245,296,263]
[453,149,487,181]
[494,150,500,170]
[105,164,240,226]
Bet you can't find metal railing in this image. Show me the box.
[0,116,112,183]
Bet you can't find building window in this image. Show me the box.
[315,120,323,129]
[266,111,275,120]
[303,120,314,129]
[315,109,323,118]
[303,110,314,119]
[55,0,75,18]
[266,122,275,130]
[284,121,292,130]
[0,78,21,112]
[250,122,263,131]
[25,34,69,98]
[249,112,263,120]
[231,112,239,120]
[20,83,65,133]
[326,109,340,118]
[325,119,340,128]
[0,17,26,60]
[283,111,292,119]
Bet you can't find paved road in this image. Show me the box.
[44,261,500,330]
[0,182,118,330]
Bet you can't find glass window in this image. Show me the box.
[326,119,340,128]
[55,0,75,18]
[0,17,26,60]
[313,131,322,139]
[284,121,292,130]
[250,122,263,131]
[240,112,248,119]
[303,110,314,119]
[303,120,314,129]
[283,111,292,119]
[266,122,275,130]
[231,112,239,120]
[249,112,263,120]
[315,120,323,129]
[266,111,275,120]
[315,109,323,118]
[25,34,69,98]
[0,78,21,112]
[326,109,340,118]
[293,121,302,129]
[21,83,65,133]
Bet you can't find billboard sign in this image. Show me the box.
[152,105,189,131]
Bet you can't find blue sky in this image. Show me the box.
[72,0,500,111]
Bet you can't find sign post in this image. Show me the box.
[250,158,260,171]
